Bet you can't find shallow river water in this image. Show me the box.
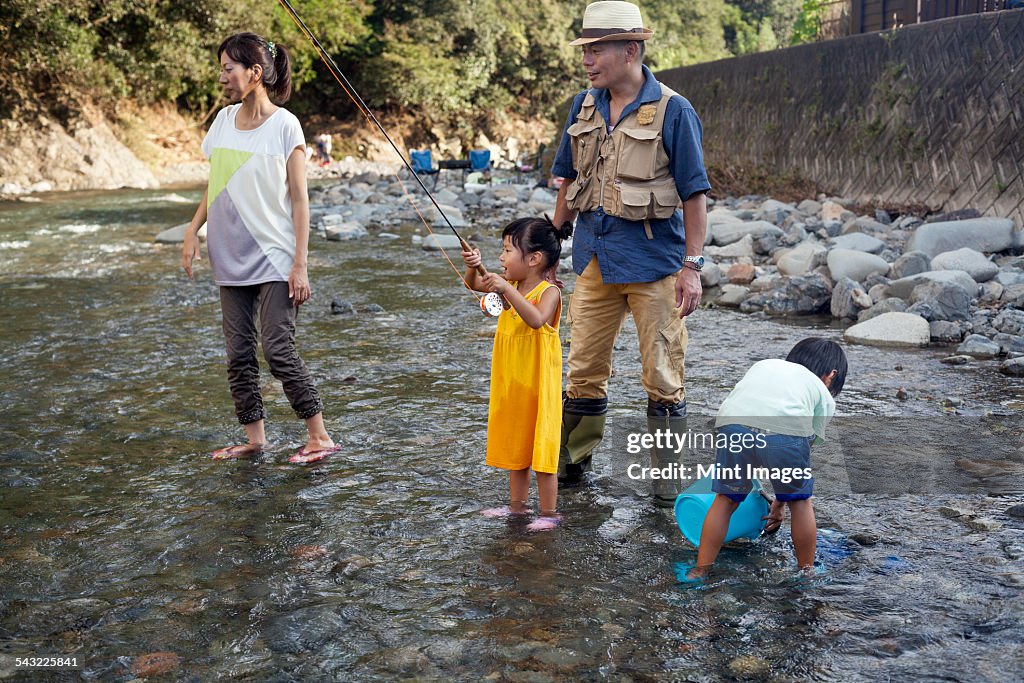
[0,187,1022,681]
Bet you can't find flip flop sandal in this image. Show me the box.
[526,515,562,532]
[211,443,263,460]
[289,445,342,464]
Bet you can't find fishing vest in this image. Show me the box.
[564,83,682,225]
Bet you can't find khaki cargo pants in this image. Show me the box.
[566,257,688,404]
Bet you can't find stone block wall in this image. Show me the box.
[656,10,1023,225]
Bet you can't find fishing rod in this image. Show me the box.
[275,0,507,316]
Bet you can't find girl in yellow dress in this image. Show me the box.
[462,217,572,531]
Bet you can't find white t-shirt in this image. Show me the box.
[715,359,836,441]
[202,104,306,286]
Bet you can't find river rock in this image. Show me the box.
[706,233,755,259]
[827,249,889,283]
[940,354,972,365]
[993,309,1024,336]
[433,187,460,205]
[741,272,832,316]
[841,216,889,236]
[844,312,930,347]
[782,223,808,246]
[993,333,1024,354]
[330,298,356,315]
[908,281,971,321]
[906,217,1016,258]
[858,297,908,322]
[265,606,348,654]
[777,242,826,276]
[981,281,1005,303]
[957,334,1001,358]
[716,284,750,307]
[930,248,999,282]
[831,277,870,320]
[930,320,965,343]
[887,270,980,299]
[326,222,368,241]
[728,263,756,284]
[711,220,782,246]
[830,232,885,253]
[422,204,469,228]
[757,199,796,225]
[750,273,784,291]
[821,200,848,222]
[130,653,181,678]
[700,263,722,287]
[891,251,932,279]
[797,199,822,215]
[421,233,463,251]
[1000,283,1024,308]
[155,222,207,243]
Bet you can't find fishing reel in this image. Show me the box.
[480,292,505,317]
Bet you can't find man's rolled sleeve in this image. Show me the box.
[550,92,588,180]
[664,98,712,201]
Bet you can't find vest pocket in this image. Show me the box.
[618,184,681,222]
[615,128,660,180]
[568,120,604,174]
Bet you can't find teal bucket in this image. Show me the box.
[674,475,770,547]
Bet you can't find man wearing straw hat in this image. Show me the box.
[552,1,710,507]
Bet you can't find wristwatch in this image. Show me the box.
[684,255,705,271]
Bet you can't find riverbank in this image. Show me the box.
[0,102,555,199]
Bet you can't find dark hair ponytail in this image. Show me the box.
[217,32,293,103]
[502,216,573,272]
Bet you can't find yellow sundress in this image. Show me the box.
[485,280,563,473]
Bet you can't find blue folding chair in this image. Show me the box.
[467,149,492,185]
[410,149,439,190]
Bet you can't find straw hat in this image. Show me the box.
[569,1,653,46]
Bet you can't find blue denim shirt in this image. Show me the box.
[551,66,711,283]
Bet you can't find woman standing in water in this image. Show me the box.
[181,33,338,464]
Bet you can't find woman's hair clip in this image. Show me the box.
[267,40,278,58]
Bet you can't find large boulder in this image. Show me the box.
[906,218,1015,258]
[711,220,783,246]
[886,270,980,299]
[908,280,971,321]
[930,248,999,282]
[827,249,890,283]
[956,334,1001,358]
[740,272,832,316]
[777,242,827,277]
[830,232,886,254]
[844,312,930,347]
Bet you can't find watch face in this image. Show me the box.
[694,256,705,267]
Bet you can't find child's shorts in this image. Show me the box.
[711,423,815,502]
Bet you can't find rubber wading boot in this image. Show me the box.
[647,398,687,507]
[558,396,608,486]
